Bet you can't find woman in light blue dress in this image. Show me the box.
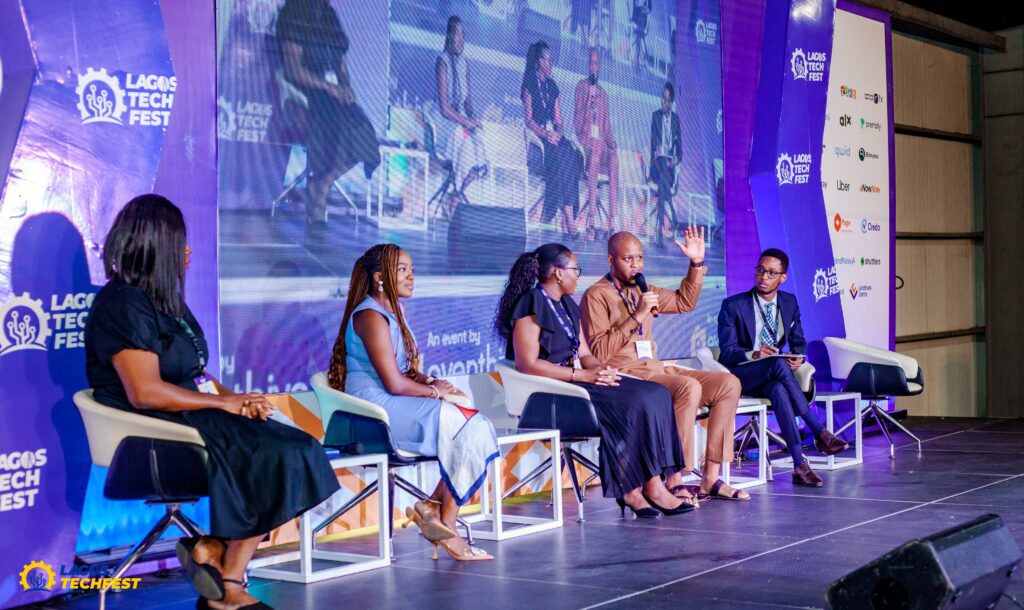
[327,244,497,561]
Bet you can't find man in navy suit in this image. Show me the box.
[717,248,848,486]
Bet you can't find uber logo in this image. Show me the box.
[836,180,850,191]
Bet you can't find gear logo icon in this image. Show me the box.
[20,560,56,592]
[790,48,808,80]
[0,292,51,356]
[776,153,794,186]
[812,269,829,302]
[76,68,127,125]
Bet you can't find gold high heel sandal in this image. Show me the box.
[431,537,493,561]
[402,505,457,542]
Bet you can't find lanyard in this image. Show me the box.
[538,287,580,362]
[536,75,554,120]
[176,317,207,371]
[605,274,643,337]
[751,290,780,346]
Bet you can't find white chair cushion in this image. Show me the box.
[495,359,590,418]
[696,347,730,373]
[907,382,923,394]
[823,337,919,379]
[310,372,391,442]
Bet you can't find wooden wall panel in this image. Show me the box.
[893,34,973,133]
[895,240,978,337]
[896,337,982,417]
[895,136,976,233]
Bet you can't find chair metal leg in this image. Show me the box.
[502,457,552,500]
[870,404,897,459]
[563,452,585,522]
[834,405,871,436]
[314,480,379,535]
[872,403,922,457]
[271,168,311,217]
[387,472,397,559]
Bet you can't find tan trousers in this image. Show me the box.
[643,368,741,467]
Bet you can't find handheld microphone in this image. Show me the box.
[633,273,659,317]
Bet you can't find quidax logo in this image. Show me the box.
[836,180,850,191]
[76,68,128,125]
[835,146,851,158]
[861,219,881,233]
[776,152,811,186]
[76,68,176,127]
[839,85,856,99]
[858,147,879,161]
[0,293,50,355]
[790,48,826,81]
[0,291,95,356]
[695,19,718,45]
[839,114,851,127]
[833,213,852,233]
[812,266,841,302]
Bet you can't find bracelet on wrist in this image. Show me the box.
[430,385,440,399]
[690,260,704,268]
[570,368,576,382]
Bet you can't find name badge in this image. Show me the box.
[545,120,554,133]
[324,70,339,85]
[635,340,654,360]
[194,373,219,395]
[590,123,600,139]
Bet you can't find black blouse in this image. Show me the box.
[275,0,349,75]
[505,287,581,366]
[85,281,207,411]
[522,74,560,128]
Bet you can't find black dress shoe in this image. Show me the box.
[814,429,850,456]
[616,497,659,519]
[641,492,697,516]
[792,462,823,487]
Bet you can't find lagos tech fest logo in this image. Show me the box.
[19,559,141,594]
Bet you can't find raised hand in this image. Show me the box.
[674,225,706,264]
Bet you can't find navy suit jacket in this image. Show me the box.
[650,109,681,165]
[717,289,807,368]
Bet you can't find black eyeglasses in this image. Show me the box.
[559,266,583,277]
[754,266,782,279]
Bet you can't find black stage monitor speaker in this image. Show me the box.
[827,514,1022,610]
[447,204,526,274]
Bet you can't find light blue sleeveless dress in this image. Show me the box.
[344,297,441,456]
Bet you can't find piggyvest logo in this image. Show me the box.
[790,48,826,81]
[18,559,141,593]
[76,68,175,127]
[776,152,811,185]
[833,213,851,233]
[1,448,47,512]
[695,19,718,45]
[0,291,95,356]
[812,267,841,302]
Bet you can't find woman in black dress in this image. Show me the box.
[521,41,583,237]
[84,195,339,610]
[494,243,692,517]
[276,0,380,227]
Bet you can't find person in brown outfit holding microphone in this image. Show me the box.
[580,228,749,502]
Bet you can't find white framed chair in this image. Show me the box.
[696,348,817,463]
[73,390,207,607]
[495,359,602,522]
[309,373,474,552]
[523,127,585,232]
[823,337,923,458]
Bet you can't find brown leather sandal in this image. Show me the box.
[702,479,751,501]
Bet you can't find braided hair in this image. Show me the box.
[493,243,573,344]
[328,244,420,390]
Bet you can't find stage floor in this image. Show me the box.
[51,417,1024,610]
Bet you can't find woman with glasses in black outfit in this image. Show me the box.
[494,243,693,518]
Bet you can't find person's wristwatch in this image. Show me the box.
[690,260,704,268]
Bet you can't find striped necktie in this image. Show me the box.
[761,301,777,347]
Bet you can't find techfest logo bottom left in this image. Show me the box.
[19,560,141,593]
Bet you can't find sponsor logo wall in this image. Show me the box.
[820,7,892,349]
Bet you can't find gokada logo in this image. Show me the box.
[834,146,851,158]
[860,118,881,131]
[812,266,841,302]
[19,560,141,593]
[0,291,95,356]
[833,213,852,233]
[864,92,883,104]
[858,147,879,161]
[861,219,881,233]
[834,256,857,266]
[839,85,856,98]
[836,180,850,191]
[1,448,47,512]
[860,184,881,193]
[76,68,176,127]
[839,114,851,127]
[776,152,812,185]
[860,257,882,266]
[790,48,826,81]
[695,19,718,45]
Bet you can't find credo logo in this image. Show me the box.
[695,19,718,45]
[861,219,881,233]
